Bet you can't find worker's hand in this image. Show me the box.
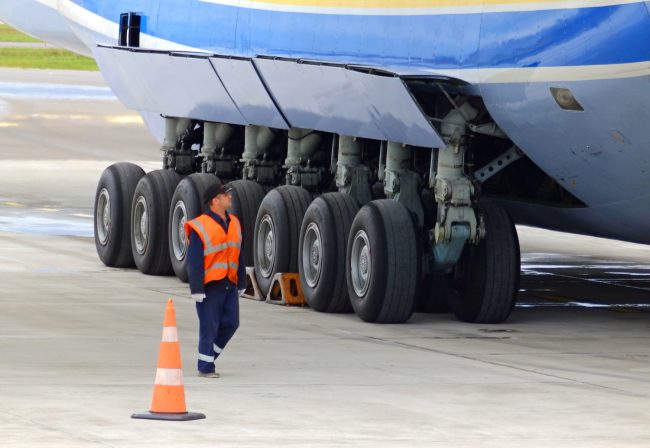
[191,293,206,303]
[238,289,246,298]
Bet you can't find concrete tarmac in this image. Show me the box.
[0,68,649,447]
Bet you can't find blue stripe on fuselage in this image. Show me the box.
[72,0,650,70]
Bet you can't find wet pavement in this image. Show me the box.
[0,81,115,100]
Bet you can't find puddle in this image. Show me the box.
[0,206,92,237]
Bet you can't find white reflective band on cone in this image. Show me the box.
[161,327,178,342]
[198,353,214,363]
[155,368,183,386]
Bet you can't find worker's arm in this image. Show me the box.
[187,229,205,301]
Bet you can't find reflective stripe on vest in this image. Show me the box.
[184,213,242,285]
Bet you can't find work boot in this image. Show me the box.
[198,371,220,378]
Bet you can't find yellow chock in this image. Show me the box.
[242,266,265,301]
[266,273,306,306]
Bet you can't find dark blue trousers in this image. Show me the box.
[196,281,240,373]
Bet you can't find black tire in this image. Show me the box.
[415,274,451,313]
[253,186,312,297]
[169,173,220,282]
[299,193,359,313]
[346,200,418,323]
[131,169,181,275]
[227,180,266,268]
[94,162,145,267]
[448,204,520,323]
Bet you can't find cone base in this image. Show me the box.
[131,411,206,421]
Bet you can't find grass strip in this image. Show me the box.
[0,24,41,43]
[0,48,98,71]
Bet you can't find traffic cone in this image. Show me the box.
[132,299,205,421]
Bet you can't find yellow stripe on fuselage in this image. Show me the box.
[231,0,563,5]
[200,0,645,15]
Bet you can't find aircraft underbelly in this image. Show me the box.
[481,75,650,207]
[493,195,650,245]
[480,74,650,242]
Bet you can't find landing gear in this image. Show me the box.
[448,204,520,323]
[299,193,359,313]
[168,173,220,281]
[346,200,418,323]
[94,162,145,267]
[131,169,181,275]
[254,186,312,297]
[92,107,522,326]
[227,180,266,267]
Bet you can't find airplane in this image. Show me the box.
[2,0,649,325]
[0,0,91,56]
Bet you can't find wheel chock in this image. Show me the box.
[241,266,264,301]
[266,273,306,306]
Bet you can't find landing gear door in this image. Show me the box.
[253,58,445,148]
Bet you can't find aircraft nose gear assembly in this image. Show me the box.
[432,101,483,272]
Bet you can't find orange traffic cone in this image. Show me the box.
[132,299,205,421]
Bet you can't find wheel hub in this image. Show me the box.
[133,196,149,255]
[311,241,320,266]
[257,215,276,278]
[96,188,111,246]
[140,213,147,238]
[265,233,274,259]
[350,230,371,297]
[302,223,322,288]
[171,201,188,261]
[359,247,369,277]
[102,204,110,228]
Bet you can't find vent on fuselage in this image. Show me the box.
[119,12,142,48]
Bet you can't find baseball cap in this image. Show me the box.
[203,183,232,204]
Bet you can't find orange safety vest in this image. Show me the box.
[184,213,242,285]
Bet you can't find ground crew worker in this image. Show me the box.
[184,183,246,378]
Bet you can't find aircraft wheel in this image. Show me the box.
[415,274,451,313]
[94,162,145,267]
[131,169,181,275]
[448,204,520,323]
[169,173,220,282]
[346,200,418,323]
[227,180,266,267]
[299,193,359,313]
[254,186,312,297]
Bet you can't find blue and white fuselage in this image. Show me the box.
[5,0,650,243]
